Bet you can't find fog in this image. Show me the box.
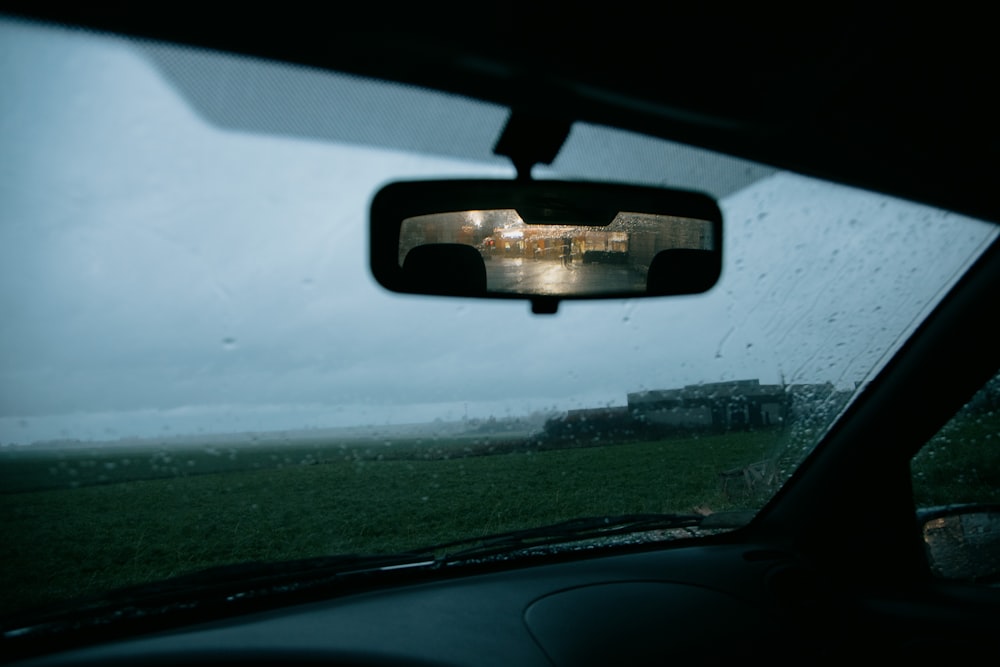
[1,19,996,445]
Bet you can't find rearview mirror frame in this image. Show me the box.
[370,179,723,313]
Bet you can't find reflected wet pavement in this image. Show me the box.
[485,257,647,296]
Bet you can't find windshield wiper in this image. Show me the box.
[103,552,436,599]
[416,511,753,564]
[1,552,437,645]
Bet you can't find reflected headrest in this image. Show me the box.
[646,248,720,296]
[402,244,487,296]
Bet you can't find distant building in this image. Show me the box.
[542,406,634,442]
[565,406,631,421]
[628,379,826,431]
[542,379,846,444]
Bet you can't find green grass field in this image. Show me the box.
[5,397,997,618]
[911,409,1000,507]
[3,406,996,618]
[1,430,782,615]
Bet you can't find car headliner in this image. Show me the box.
[1,5,996,225]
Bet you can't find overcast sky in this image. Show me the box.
[1,19,996,445]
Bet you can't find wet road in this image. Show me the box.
[485,257,647,296]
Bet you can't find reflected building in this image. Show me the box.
[398,210,715,272]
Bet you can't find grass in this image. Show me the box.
[1,429,780,616]
[911,408,1000,508]
[5,403,994,619]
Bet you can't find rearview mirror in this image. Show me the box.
[370,180,723,313]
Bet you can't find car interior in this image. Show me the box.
[1,5,998,666]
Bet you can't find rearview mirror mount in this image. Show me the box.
[370,180,723,314]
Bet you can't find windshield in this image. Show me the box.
[2,18,997,618]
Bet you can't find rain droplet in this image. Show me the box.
[222,337,237,351]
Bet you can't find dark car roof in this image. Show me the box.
[3,5,996,223]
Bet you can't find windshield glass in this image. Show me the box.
[2,18,997,618]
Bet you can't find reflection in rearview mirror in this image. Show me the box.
[399,210,715,298]
[370,180,723,312]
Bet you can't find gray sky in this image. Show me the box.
[1,19,996,445]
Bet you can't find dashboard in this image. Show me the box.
[14,543,808,666]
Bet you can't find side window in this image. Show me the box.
[910,371,1000,584]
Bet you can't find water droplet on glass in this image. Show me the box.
[222,337,237,350]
